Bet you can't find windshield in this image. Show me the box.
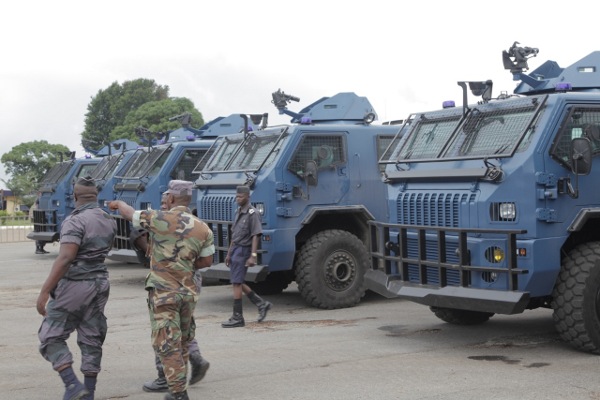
[115,146,171,179]
[199,128,288,174]
[387,95,545,163]
[90,154,124,180]
[40,161,74,185]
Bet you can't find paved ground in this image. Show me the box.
[2,240,600,400]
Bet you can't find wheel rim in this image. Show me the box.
[324,250,356,291]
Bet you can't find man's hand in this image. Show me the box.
[107,200,120,211]
[36,290,50,316]
[225,253,231,267]
[245,254,256,268]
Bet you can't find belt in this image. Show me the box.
[74,260,105,267]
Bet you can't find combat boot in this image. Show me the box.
[63,383,89,400]
[189,352,210,385]
[221,313,245,328]
[164,390,189,400]
[59,367,89,400]
[248,290,272,322]
[257,300,273,322]
[143,367,168,393]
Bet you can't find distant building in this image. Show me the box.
[0,189,25,215]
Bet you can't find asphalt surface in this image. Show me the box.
[2,240,600,400]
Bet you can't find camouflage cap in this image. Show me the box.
[236,185,250,194]
[164,180,193,196]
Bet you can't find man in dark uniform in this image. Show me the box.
[36,176,117,400]
[109,180,214,400]
[222,185,272,328]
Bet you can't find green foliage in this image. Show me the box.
[1,141,70,197]
[110,98,204,142]
[81,79,170,152]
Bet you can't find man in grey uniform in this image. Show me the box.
[36,176,117,400]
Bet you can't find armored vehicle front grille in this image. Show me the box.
[112,215,133,251]
[199,195,236,263]
[32,209,57,233]
[199,195,235,222]
[406,238,460,285]
[397,192,476,228]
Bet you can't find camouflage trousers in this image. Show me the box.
[153,335,201,370]
[148,289,197,393]
[38,277,110,374]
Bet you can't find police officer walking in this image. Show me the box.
[36,176,117,400]
[222,185,272,328]
[109,180,214,400]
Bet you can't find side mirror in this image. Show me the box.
[571,137,592,175]
[304,160,318,186]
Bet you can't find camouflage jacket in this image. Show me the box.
[133,205,215,296]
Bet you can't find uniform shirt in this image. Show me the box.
[231,203,262,247]
[133,205,215,296]
[60,203,117,279]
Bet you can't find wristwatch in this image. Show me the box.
[251,252,257,257]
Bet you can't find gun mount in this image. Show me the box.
[502,41,539,79]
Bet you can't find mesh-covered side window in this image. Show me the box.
[377,135,395,172]
[287,135,345,177]
[169,149,207,181]
[551,107,600,168]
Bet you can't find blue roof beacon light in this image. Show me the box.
[442,100,456,109]
[555,82,573,92]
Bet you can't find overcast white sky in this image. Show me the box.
[1,0,598,187]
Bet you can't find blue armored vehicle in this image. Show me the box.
[28,152,101,244]
[106,114,258,264]
[369,43,600,354]
[195,90,402,309]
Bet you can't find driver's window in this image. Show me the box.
[287,135,345,177]
[552,108,600,168]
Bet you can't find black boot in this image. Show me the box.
[143,365,168,393]
[221,313,245,328]
[248,291,272,322]
[59,367,89,400]
[189,352,210,385]
[221,299,245,328]
[164,390,189,400]
[35,242,49,254]
[82,375,96,400]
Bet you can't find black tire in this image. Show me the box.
[552,241,600,354]
[430,306,494,325]
[295,229,368,309]
[248,271,292,295]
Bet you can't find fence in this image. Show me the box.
[0,216,33,243]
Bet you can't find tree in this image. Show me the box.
[0,140,70,205]
[81,79,170,152]
[110,97,204,142]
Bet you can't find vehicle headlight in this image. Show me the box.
[254,202,265,216]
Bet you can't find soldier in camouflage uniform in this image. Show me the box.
[131,194,210,393]
[109,180,214,400]
[36,176,117,400]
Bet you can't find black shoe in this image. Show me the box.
[35,249,49,254]
[258,301,272,322]
[164,390,189,400]
[221,314,245,328]
[143,377,168,392]
[189,356,210,385]
[63,382,89,400]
